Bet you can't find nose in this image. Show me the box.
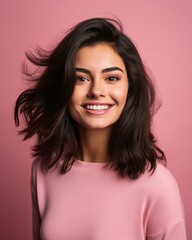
[87,80,106,98]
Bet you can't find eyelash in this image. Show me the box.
[75,75,120,83]
[106,76,120,81]
[76,76,89,82]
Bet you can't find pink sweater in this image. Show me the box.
[31,160,186,240]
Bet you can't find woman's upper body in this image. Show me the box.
[14,18,187,239]
[31,158,186,240]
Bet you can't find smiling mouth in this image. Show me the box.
[83,104,113,110]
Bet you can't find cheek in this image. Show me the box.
[68,100,79,123]
[68,91,79,117]
[68,87,85,117]
[70,85,88,104]
[69,88,81,106]
[113,85,128,104]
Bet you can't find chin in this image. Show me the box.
[80,123,113,130]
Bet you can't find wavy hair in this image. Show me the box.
[14,17,165,179]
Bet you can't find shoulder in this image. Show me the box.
[134,162,183,209]
[31,158,46,190]
[142,162,181,196]
[31,158,62,187]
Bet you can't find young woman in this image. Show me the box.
[14,18,186,240]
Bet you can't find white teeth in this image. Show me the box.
[85,105,110,110]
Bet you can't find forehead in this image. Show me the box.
[75,43,125,70]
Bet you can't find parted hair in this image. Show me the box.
[14,17,165,179]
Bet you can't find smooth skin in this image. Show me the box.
[68,43,129,163]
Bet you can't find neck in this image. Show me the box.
[77,127,111,163]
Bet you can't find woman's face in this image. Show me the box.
[68,43,129,131]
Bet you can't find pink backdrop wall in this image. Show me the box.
[1,0,191,239]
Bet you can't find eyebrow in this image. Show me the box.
[75,67,124,74]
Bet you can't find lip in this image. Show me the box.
[81,102,115,115]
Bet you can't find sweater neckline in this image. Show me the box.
[75,159,109,168]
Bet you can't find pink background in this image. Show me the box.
[1,0,191,239]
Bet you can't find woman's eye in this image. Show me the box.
[107,76,120,81]
[76,76,89,82]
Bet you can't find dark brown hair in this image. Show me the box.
[14,17,165,179]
